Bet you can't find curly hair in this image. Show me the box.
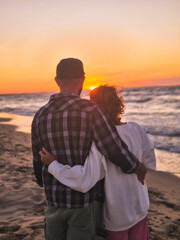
[90,85,125,125]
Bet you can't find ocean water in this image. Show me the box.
[0,85,180,176]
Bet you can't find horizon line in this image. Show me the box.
[0,83,179,95]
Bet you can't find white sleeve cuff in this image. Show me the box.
[48,160,66,175]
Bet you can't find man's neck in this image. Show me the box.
[60,88,82,96]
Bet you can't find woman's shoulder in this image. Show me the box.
[116,121,141,129]
[127,122,149,139]
[118,121,146,134]
[127,121,144,129]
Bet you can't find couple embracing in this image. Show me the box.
[32,58,156,240]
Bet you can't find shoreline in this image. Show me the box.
[0,113,179,178]
[0,121,180,239]
[0,113,33,133]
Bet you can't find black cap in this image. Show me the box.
[56,58,85,79]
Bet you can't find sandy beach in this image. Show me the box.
[0,119,180,240]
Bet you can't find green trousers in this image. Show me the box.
[45,201,105,240]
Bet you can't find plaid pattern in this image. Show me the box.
[32,92,139,208]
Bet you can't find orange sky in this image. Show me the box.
[0,0,180,93]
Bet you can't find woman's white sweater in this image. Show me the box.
[48,122,156,231]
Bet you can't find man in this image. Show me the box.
[32,58,146,240]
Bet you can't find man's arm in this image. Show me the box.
[92,105,145,177]
[31,117,43,187]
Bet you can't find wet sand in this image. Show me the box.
[0,120,179,240]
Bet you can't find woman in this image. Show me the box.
[40,85,156,240]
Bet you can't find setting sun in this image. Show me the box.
[89,86,97,91]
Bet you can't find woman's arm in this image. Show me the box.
[40,143,106,193]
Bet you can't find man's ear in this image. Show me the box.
[81,76,85,84]
[55,77,60,87]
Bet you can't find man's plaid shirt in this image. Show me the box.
[32,92,139,208]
